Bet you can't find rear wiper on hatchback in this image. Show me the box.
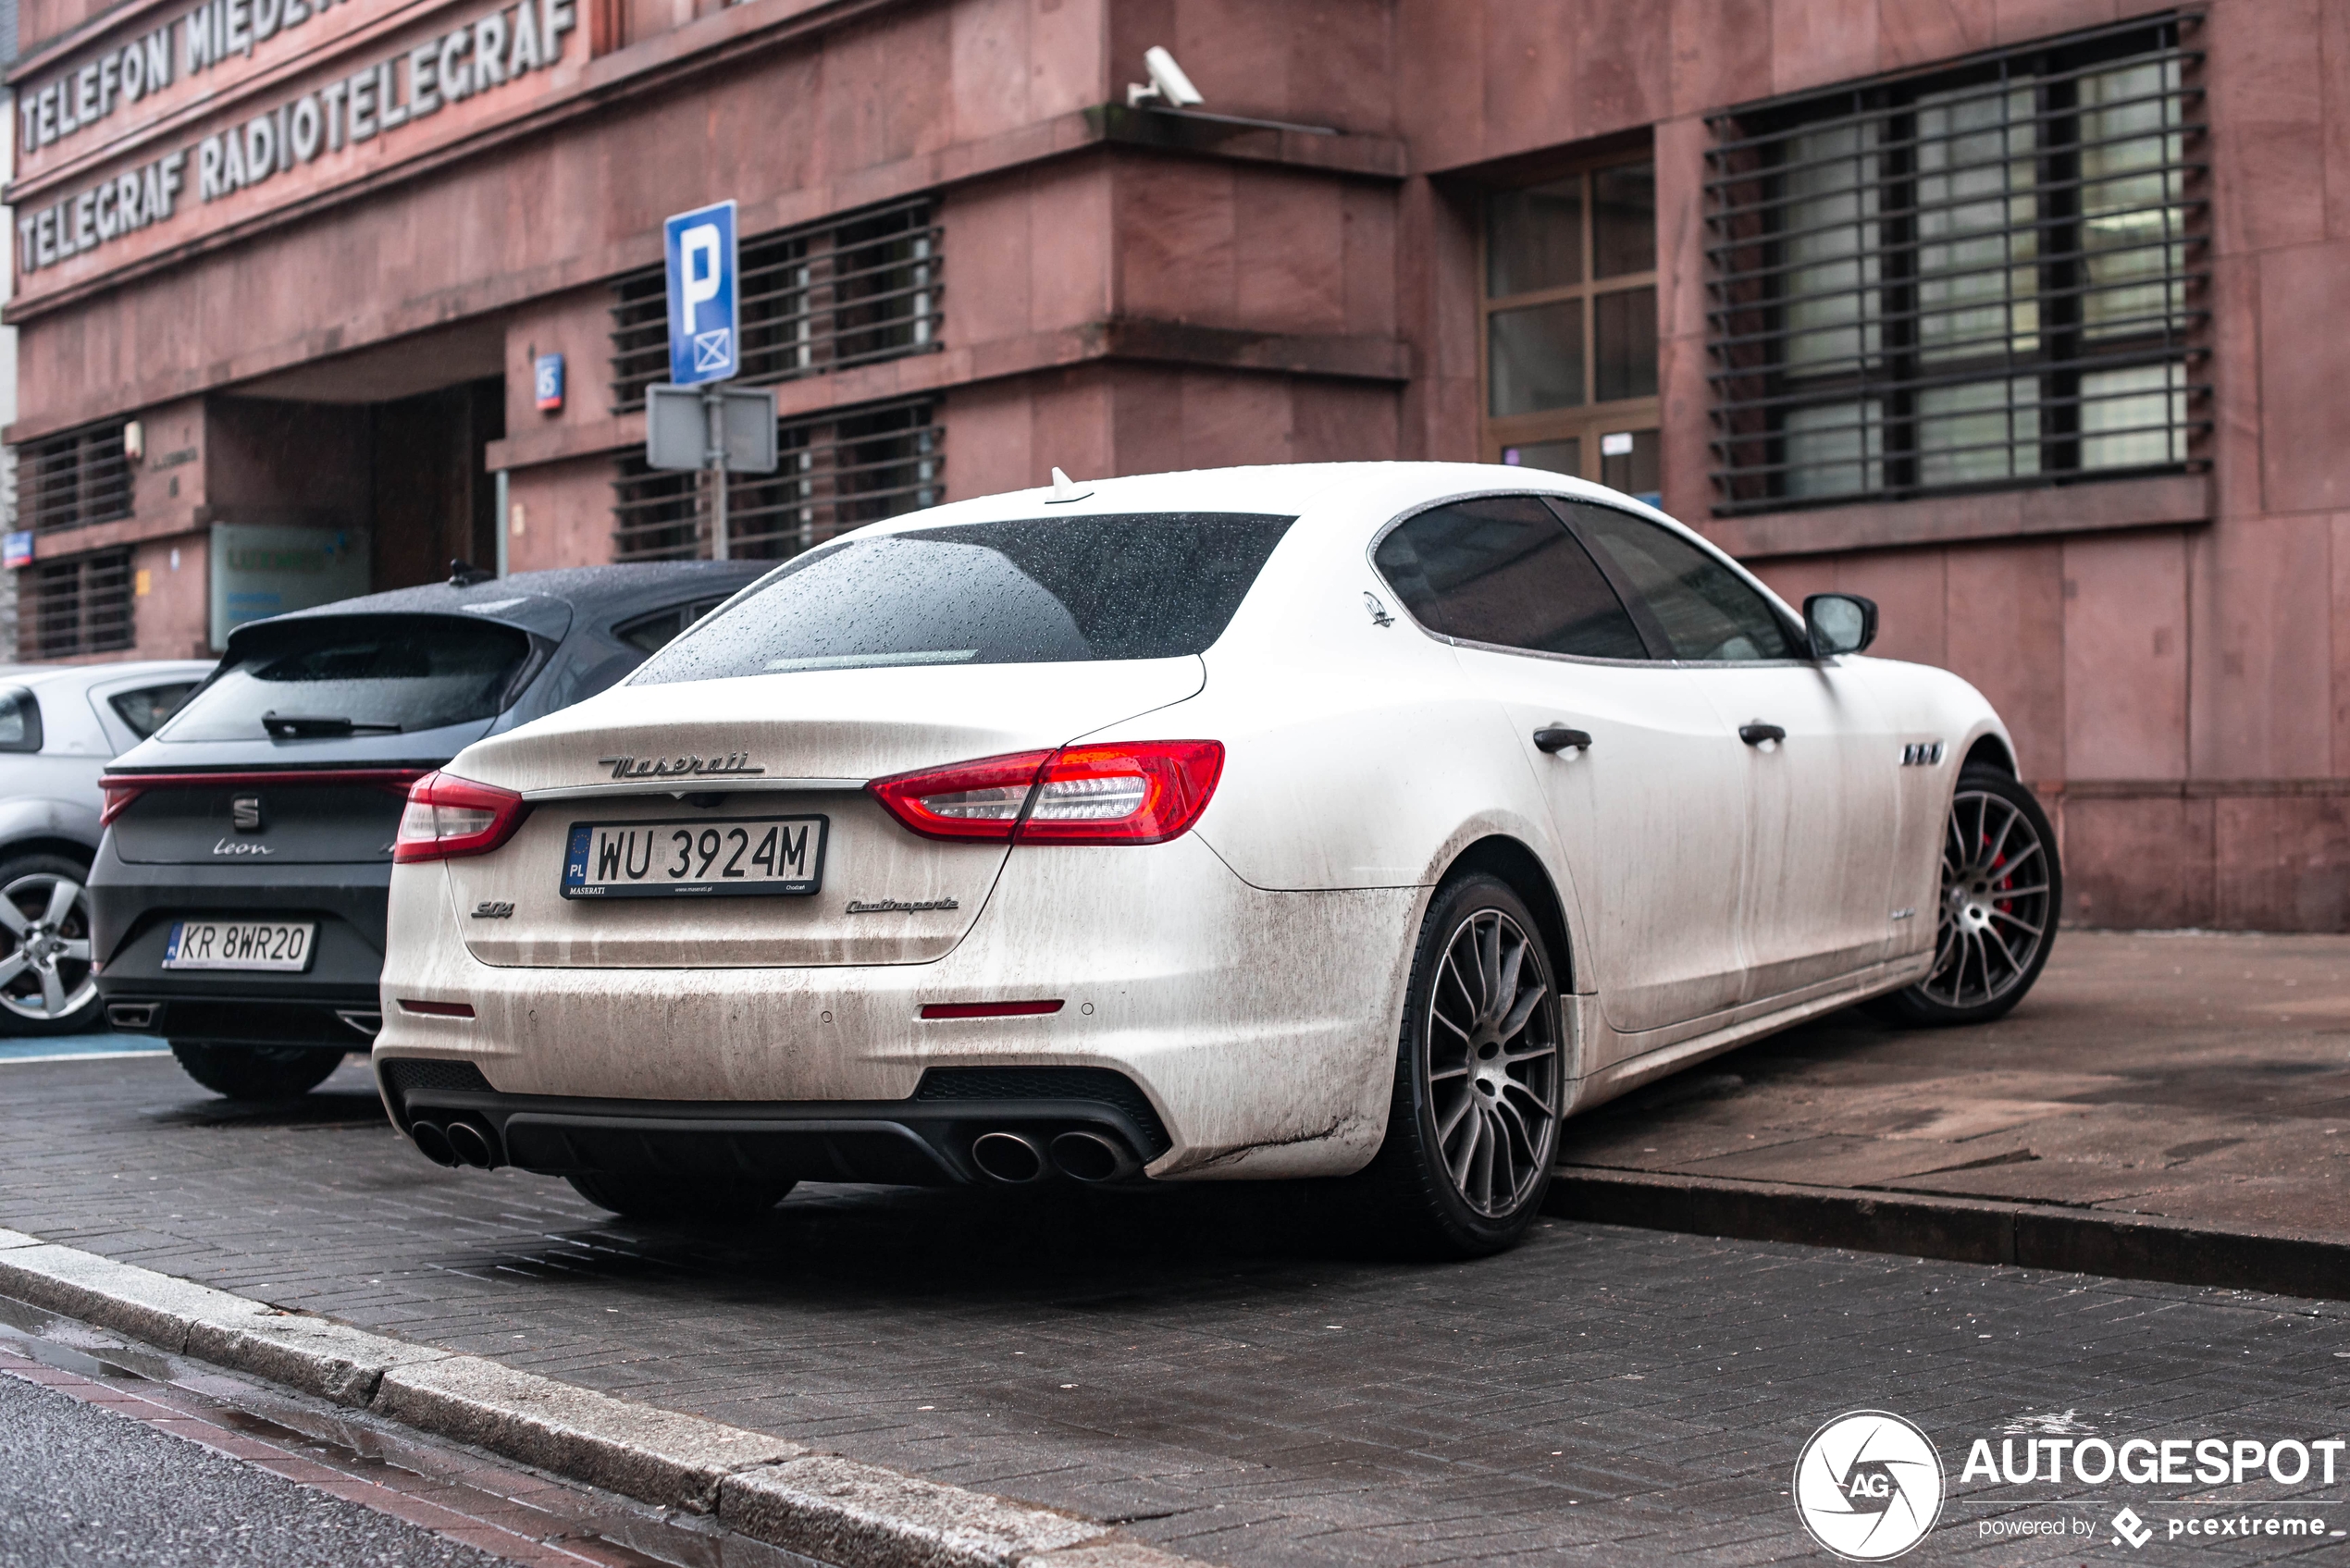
[261,712,404,739]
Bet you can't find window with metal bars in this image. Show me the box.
[612,397,943,563]
[19,420,134,535]
[608,198,942,414]
[19,549,133,660]
[1706,16,2208,514]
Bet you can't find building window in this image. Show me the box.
[1706,16,2208,513]
[612,396,942,563]
[608,198,942,414]
[1480,156,1661,504]
[19,549,133,660]
[19,421,134,535]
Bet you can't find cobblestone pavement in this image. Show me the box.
[1560,933,2350,1241]
[3,1051,2348,1566]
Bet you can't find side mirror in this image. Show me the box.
[1803,593,1877,659]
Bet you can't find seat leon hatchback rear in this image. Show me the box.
[91,562,762,1099]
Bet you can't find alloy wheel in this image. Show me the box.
[1425,907,1560,1218]
[1922,787,2053,1011]
[0,871,97,1023]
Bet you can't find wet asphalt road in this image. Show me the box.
[0,1369,505,1568]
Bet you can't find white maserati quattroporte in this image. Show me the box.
[374,463,2057,1253]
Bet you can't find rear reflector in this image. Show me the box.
[98,768,429,826]
[919,1000,1065,1020]
[397,999,476,1019]
[393,772,529,863]
[870,741,1223,846]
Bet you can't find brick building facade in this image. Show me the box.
[5,0,2342,929]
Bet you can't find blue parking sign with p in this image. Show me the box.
[664,200,739,387]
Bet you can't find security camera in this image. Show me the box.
[1127,45,1204,109]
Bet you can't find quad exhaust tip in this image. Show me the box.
[970,1130,1046,1184]
[1049,1130,1137,1182]
[410,1117,500,1169]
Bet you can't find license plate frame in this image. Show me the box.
[561,815,828,900]
[161,920,319,972]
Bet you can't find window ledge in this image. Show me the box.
[1696,473,2212,560]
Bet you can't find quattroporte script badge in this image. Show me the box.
[1793,1411,1945,1562]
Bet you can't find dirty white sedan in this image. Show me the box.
[374,463,2057,1253]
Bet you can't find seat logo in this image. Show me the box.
[1793,1411,1945,1561]
[231,796,263,831]
[598,753,765,781]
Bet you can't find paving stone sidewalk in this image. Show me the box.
[3,1003,2349,1563]
[1558,932,2350,1241]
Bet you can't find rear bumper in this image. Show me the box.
[376,836,1426,1180]
[88,835,391,1047]
[377,1060,1170,1186]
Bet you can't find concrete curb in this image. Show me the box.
[0,1230,1206,1568]
[1549,1167,2350,1303]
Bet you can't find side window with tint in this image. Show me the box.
[111,682,197,740]
[1563,503,1800,662]
[0,687,41,753]
[1374,497,1649,661]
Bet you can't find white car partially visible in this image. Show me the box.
[372,463,2057,1253]
[0,659,216,1034]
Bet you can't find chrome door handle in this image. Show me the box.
[1533,727,1593,754]
[1739,722,1787,746]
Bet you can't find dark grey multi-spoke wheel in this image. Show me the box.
[1874,766,2059,1028]
[1357,874,1564,1254]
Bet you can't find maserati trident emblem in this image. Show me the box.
[231,796,263,831]
[597,752,766,781]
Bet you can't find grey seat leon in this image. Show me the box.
[89,562,766,1100]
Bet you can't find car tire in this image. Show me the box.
[168,1041,348,1100]
[565,1172,796,1220]
[0,854,105,1037]
[1352,873,1565,1258]
[1870,765,2061,1029]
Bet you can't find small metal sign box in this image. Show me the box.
[663,200,739,387]
[645,384,779,475]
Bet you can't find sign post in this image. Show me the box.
[651,200,778,559]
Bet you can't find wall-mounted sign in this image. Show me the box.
[207,523,370,649]
[534,352,563,412]
[16,0,576,278]
[4,533,33,569]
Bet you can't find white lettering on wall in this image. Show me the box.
[19,0,575,277]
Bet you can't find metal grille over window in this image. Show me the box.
[20,549,133,660]
[19,421,134,535]
[608,197,941,413]
[612,397,942,563]
[1705,16,2208,513]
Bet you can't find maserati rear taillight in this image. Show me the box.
[393,772,529,863]
[868,742,1223,846]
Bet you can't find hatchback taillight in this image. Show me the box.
[393,772,528,863]
[868,742,1223,846]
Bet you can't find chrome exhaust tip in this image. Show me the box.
[970,1130,1046,1184]
[409,1120,460,1167]
[444,1119,497,1169]
[1048,1130,1138,1183]
[334,1008,384,1039]
[105,1003,157,1030]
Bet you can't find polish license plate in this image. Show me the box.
[162,920,317,971]
[561,816,827,899]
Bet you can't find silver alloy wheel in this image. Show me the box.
[1922,787,2053,1011]
[0,871,97,1023]
[1426,907,1560,1218]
